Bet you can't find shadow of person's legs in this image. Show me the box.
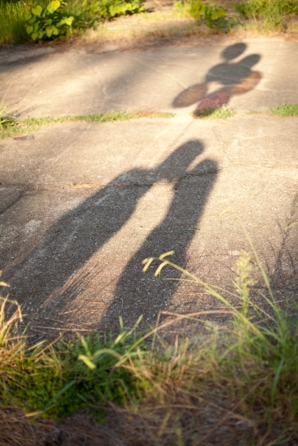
[100,140,218,330]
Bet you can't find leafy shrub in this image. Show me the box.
[89,0,145,20]
[71,0,145,30]
[174,0,235,31]
[24,0,74,41]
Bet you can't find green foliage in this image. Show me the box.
[0,104,17,131]
[235,0,298,19]
[24,0,74,41]
[235,0,298,30]
[0,0,144,44]
[1,225,298,439]
[1,321,146,420]
[193,106,235,119]
[0,111,175,139]
[85,0,144,20]
[143,245,298,435]
[270,103,298,117]
[175,0,235,31]
[71,0,144,30]
[0,0,29,43]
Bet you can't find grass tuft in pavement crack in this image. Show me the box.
[269,103,298,117]
[193,106,235,119]
[0,111,175,138]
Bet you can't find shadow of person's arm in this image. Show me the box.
[6,168,150,307]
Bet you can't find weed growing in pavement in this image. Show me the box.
[193,106,235,119]
[0,104,7,131]
[269,103,298,117]
[1,105,297,139]
[0,111,175,138]
[0,102,17,131]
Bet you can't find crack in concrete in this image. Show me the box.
[129,55,187,89]
[0,189,26,216]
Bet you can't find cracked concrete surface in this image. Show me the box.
[0,39,298,336]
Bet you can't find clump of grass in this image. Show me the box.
[193,106,235,119]
[0,295,146,420]
[0,111,175,138]
[247,109,264,114]
[270,103,298,117]
[1,227,298,442]
[140,232,298,441]
[0,0,29,44]
[235,0,298,31]
[0,103,17,132]
[73,111,174,122]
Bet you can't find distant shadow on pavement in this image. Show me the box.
[173,43,261,111]
[6,139,217,330]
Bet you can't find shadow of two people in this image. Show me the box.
[6,42,262,330]
[7,140,217,330]
[173,43,261,111]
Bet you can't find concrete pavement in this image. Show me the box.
[1,39,298,118]
[0,38,297,335]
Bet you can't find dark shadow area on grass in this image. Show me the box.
[173,42,261,113]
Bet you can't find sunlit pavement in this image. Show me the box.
[0,39,298,336]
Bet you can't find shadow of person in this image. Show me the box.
[5,139,216,332]
[173,42,261,111]
[100,140,217,331]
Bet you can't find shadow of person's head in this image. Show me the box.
[221,43,247,61]
[156,140,204,181]
[238,54,261,68]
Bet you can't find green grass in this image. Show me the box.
[1,232,298,443]
[270,103,298,117]
[193,106,235,119]
[1,104,298,139]
[1,0,298,45]
[0,289,147,420]
[0,0,28,44]
[235,0,298,31]
[0,111,175,138]
[0,0,145,45]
